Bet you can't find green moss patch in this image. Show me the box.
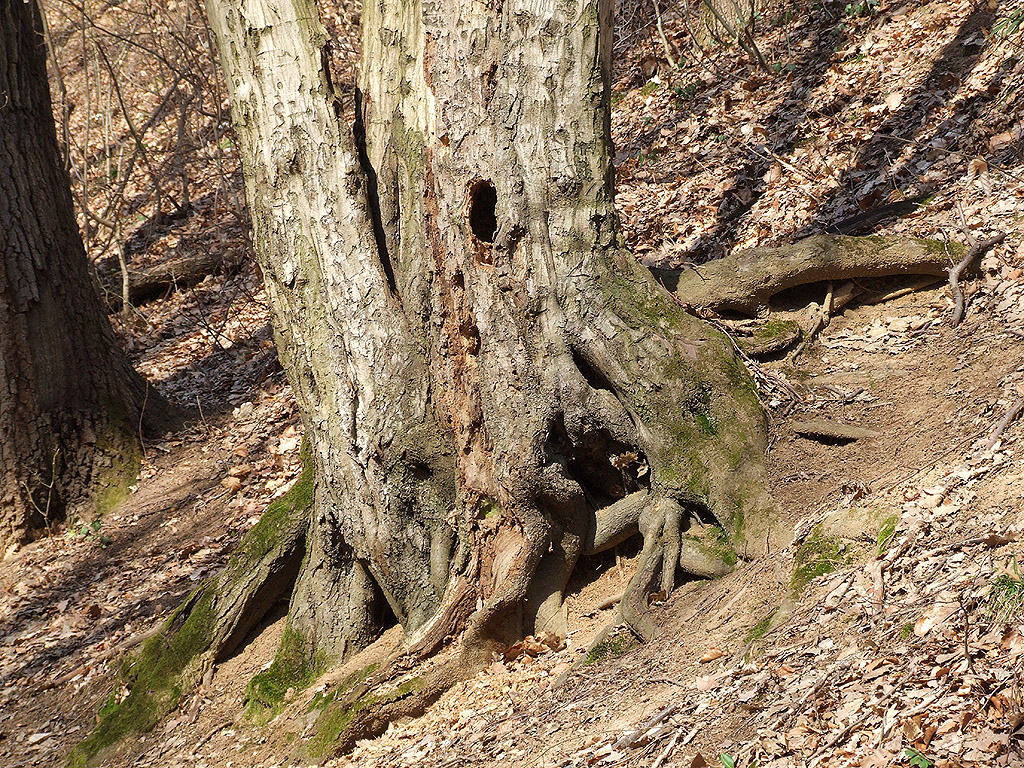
[67,585,218,767]
[791,526,849,596]
[246,626,328,723]
[224,445,313,582]
[987,560,1024,625]
[92,412,143,517]
[684,525,738,571]
[585,633,635,666]
[306,676,423,760]
[306,663,379,713]
[745,614,773,643]
[876,514,899,555]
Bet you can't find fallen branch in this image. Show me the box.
[949,232,1007,326]
[982,397,1024,451]
[101,250,224,307]
[664,235,964,315]
[613,703,678,750]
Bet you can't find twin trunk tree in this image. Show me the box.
[0,0,170,556]
[203,0,778,667]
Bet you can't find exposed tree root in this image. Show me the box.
[67,463,312,766]
[309,656,470,760]
[949,232,1006,326]
[657,235,965,315]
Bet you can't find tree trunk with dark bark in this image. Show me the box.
[0,0,172,556]
[72,0,784,759]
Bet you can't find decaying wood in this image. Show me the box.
[101,250,224,307]
[665,235,964,315]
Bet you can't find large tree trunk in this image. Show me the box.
[69,0,783,759]
[202,0,779,667]
[0,0,172,556]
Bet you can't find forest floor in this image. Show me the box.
[2,0,1023,766]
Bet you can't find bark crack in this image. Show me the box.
[353,88,398,297]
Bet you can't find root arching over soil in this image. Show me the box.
[658,235,966,315]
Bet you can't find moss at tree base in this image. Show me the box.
[66,585,218,767]
[67,447,315,766]
[246,625,327,723]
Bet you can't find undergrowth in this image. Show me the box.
[987,558,1024,625]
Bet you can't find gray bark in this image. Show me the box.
[0,0,172,555]
[202,0,779,671]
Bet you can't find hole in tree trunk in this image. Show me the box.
[369,570,399,632]
[467,179,498,244]
[547,414,649,511]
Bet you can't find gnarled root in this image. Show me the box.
[583,492,734,642]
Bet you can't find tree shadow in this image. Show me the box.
[795,0,1004,237]
[612,0,1011,264]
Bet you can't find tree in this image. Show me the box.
[72,0,781,759]
[0,0,172,556]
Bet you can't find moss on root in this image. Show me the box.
[306,676,424,760]
[791,526,849,596]
[225,452,314,579]
[246,626,328,723]
[689,525,738,568]
[67,585,218,767]
[69,444,316,766]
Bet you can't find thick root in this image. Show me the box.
[660,235,964,315]
[307,652,474,760]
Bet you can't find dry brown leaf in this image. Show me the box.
[967,157,988,181]
[989,132,1013,153]
[699,647,726,663]
[221,476,243,493]
[694,674,721,691]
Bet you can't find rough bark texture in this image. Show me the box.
[0,0,172,556]
[202,0,780,664]
[666,234,963,315]
[194,0,782,704]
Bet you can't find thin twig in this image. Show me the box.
[949,232,1006,327]
[983,397,1024,451]
[649,0,678,69]
[650,729,681,768]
